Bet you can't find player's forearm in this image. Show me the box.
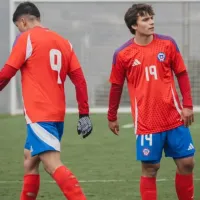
[68,68,89,115]
[0,64,17,91]
[176,70,193,108]
[107,83,123,121]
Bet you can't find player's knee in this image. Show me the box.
[23,150,40,174]
[23,159,39,174]
[42,162,54,175]
[24,159,32,170]
[142,163,160,177]
[177,157,195,174]
[42,162,63,175]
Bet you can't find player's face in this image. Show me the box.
[132,13,154,36]
[15,17,30,33]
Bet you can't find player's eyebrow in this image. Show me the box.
[141,15,153,21]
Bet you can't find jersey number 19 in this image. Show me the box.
[145,65,158,81]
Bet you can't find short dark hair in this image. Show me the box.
[13,1,40,22]
[124,3,155,35]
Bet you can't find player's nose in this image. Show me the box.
[150,18,154,25]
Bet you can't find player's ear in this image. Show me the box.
[18,17,26,28]
[21,17,26,26]
[131,24,137,32]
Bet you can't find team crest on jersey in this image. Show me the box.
[157,52,166,62]
[143,148,150,156]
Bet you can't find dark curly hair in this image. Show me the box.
[124,3,155,35]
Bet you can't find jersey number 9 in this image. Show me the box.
[50,49,62,84]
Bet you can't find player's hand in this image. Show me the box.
[181,108,194,127]
[108,120,119,135]
[77,115,93,138]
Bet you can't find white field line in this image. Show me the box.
[122,123,134,129]
[0,178,200,184]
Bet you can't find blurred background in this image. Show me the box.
[1,0,200,114]
[0,1,200,200]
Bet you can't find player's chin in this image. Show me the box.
[149,30,154,35]
[143,31,154,36]
[147,29,154,35]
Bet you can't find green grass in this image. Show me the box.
[0,113,200,200]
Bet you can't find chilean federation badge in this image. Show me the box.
[157,52,166,62]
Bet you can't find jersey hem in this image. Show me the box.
[26,119,65,124]
[136,121,184,135]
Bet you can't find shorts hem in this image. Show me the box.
[171,152,195,159]
[137,158,161,163]
[140,160,160,164]
[31,149,60,157]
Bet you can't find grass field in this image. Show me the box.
[0,113,199,200]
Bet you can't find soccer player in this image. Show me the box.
[108,3,195,200]
[0,2,92,200]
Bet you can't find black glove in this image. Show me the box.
[77,114,93,138]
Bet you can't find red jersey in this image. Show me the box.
[109,34,186,134]
[6,26,81,123]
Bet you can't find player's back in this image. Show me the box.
[12,27,74,123]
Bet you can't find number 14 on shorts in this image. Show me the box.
[138,134,153,146]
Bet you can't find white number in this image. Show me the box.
[145,65,158,81]
[141,134,153,146]
[50,49,62,84]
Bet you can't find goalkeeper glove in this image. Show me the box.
[77,114,93,138]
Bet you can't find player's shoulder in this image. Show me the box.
[16,28,36,42]
[113,39,133,63]
[47,29,72,50]
[12,31,30,48]
[155,33,179,50]
[17,31,30,39]
[64,38,73,50]
[155,33,175,42]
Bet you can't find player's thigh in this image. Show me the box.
[39,150,62,174]
[136,132,166,163]
[164,125,195,159]
[27,122,64,157]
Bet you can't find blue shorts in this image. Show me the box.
[25,122,64,157]
[136,125,195,164]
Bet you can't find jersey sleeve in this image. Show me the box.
[170,38,187,75]
[109,51,126,85]
[6,33,28,70]
[67,41,81,73]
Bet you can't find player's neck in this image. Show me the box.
[134,34,154,46]
[29,21,43,29]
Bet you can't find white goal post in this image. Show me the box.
[9,0,200,115]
